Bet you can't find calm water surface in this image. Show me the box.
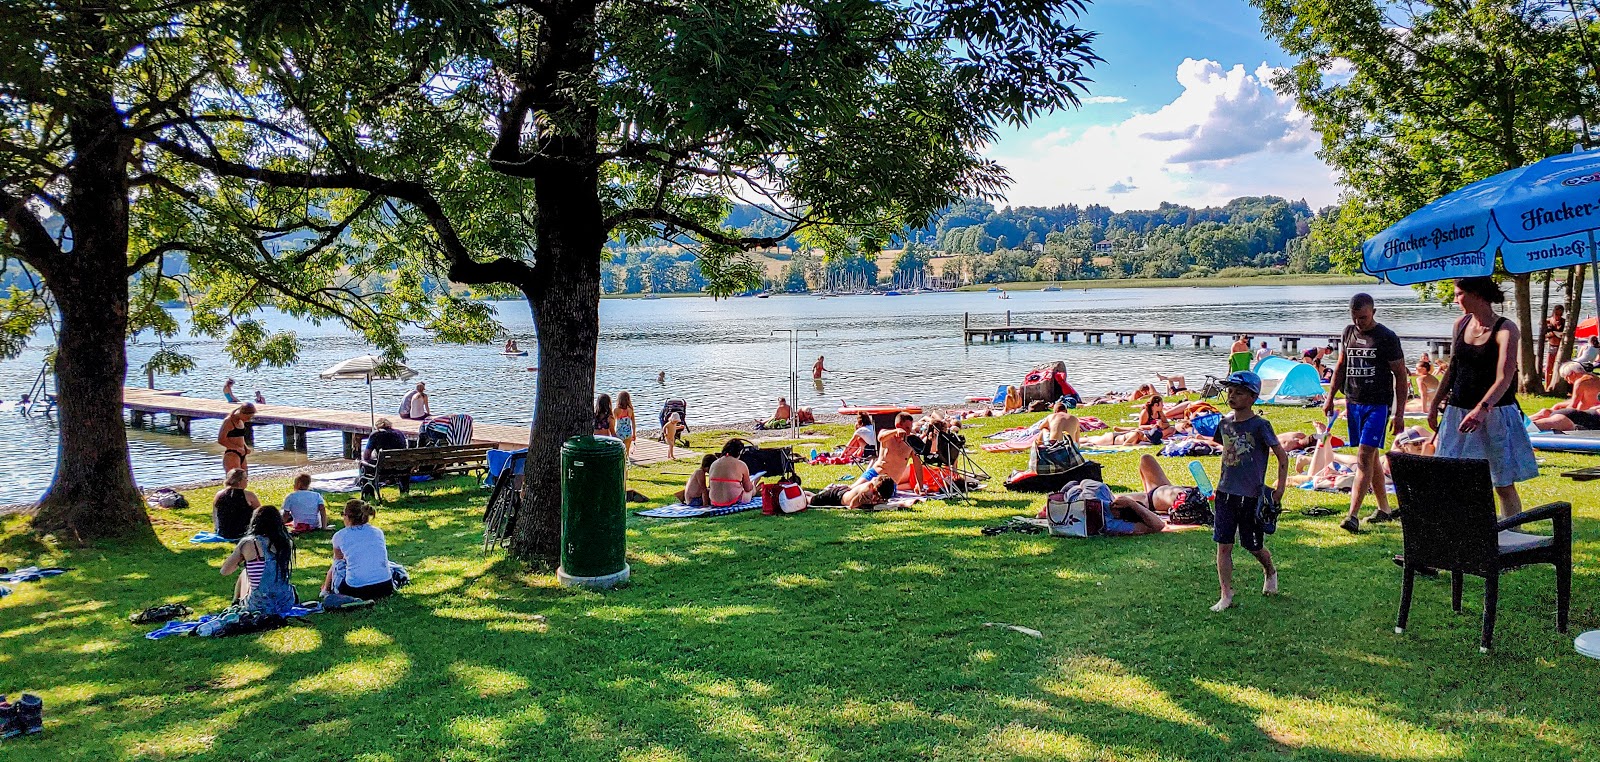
[0,283,1460,503]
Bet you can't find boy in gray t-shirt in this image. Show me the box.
[1211,372,1288,613]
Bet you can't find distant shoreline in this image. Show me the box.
[956,273,1381,292]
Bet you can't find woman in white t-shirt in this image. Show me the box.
[321,499,394,600]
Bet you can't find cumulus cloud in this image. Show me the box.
[996,58,1337,210]
[1082,95,1129,104]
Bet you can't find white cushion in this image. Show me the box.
[1498,530,1554,554]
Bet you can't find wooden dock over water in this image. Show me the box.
[122,388,688,464]
[961,313,1453,355]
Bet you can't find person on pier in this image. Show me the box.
[217,403,255,475]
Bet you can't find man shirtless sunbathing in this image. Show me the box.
[1035,401,1081,445]
[865,412,925,492]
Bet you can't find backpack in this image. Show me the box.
[1046,479,1113,537]
[1030,439,1086,475]
[1169,488,1214,526]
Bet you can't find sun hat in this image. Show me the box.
[1220,371,1262,397]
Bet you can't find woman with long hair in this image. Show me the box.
[217,403,256,474]
[614,391,636,457]
[594,393,615,437]
[1429,276,1538,517]
[322,499,394,600]
[220,505,297,615]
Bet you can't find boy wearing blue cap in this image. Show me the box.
[1211,371,1289,613]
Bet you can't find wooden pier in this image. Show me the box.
[961,313,1453,355]
[122,388,688,464]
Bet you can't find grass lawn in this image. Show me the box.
[1,400,1596,761]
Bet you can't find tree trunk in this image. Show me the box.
[1552,265,1583,396]
[30,96,151,542]
[509,140,605,561]
[1511,273,1541,394]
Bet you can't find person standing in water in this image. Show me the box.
[813,355,829,380]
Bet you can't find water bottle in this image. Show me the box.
[810,448,818,461]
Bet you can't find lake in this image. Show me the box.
[0,283,1464,504]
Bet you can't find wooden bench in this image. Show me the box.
[368,443,493,501]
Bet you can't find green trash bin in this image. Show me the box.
[556,435,630,589]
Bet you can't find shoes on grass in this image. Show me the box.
[1339,516,1362,533]
[1365,509,1400,525]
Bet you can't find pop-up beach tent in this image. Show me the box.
[1252,356,1325,404]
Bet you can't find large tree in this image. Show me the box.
[0,3,494,540]
[1256,0,1597,391]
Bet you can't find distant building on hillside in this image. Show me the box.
[1092,241,1114,254]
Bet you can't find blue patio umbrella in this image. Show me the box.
[1362,147,1600,322]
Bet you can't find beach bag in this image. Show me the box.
[1030,439,1086,475]
[761,482,804,515]
[1169,488,1213,526]
[1046,479,1112,537]
[146,488,188,510]
[1190,412,1222,438]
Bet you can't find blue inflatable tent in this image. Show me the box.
[1252,356,1326,404]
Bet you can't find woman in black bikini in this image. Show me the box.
[218,403,256,475]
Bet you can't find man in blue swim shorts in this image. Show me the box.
[1323,293,1408,533]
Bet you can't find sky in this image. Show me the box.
[984,0,1341,212]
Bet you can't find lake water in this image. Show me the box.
[0,283,1467,504]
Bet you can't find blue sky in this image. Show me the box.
[985,0,1339,211]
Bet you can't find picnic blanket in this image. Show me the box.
[189,532,233,544]
[143,602,329,640]
[310,469,364,493]
[0,566,70,584]
[1079,444,1151,454]
[636,499,763,518]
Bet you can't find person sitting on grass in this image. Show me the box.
[220,505,297,615]
[1210,371,1288,613]
[280,473,327,533]
[707,439,757,507]
[808,475,898,510]
[864,413,926,492]
[676,453,717,506]
[1035,401,1081,445]
[1139,395,1169,427]
[1530,362,1600,428]
[321,499,394,601]
[213,468,262,541]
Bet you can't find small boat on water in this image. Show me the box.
[883,290,901,296]
[1041,285,1061,292]
[986,287,1000,293]
[997,290,1010,300]
[501,350,528,357]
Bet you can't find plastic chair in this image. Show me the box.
[1389,452,1571,652]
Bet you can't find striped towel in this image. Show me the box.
[636,499,762,518]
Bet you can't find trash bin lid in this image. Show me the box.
[1577,630,1600,660]
[562,435,625,457]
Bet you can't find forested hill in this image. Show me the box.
[724,195,1332,285]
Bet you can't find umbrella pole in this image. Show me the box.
[368,375,375,431]
[1589,231,1600,330]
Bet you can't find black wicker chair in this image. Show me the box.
[1389,453,1571,653]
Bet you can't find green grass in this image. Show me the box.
[2,400,1597,761]
[958,274,1382,292]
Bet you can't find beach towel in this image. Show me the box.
[188,532,233,544]
[0,566,70,583]
[982,438,1038,453]
[1078,444,1151,454]
[637,499,763,518]
[309,469,364,493]
[1002,516,1210,534]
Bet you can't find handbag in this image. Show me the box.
[777,482,807,514]
[1046,479,1111,537]
[1030,439,1086,475]
[1256,489,1283,534]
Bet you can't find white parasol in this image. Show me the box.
[318,354,418,429]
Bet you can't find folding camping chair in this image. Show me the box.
[919,427,987,503]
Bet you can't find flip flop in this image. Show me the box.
[1300,507,1337,516]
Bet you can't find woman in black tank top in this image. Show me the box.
[1429,277,1538,517]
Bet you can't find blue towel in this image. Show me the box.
[0,586,10,597]
[0,566,69,583]
[188,532,232,544]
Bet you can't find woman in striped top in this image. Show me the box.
[220,505,297,615]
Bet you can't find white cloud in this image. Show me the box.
[1082,95,1129,104]
[995,58,1338,211]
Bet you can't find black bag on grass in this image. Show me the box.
[1004,461,1103,493]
